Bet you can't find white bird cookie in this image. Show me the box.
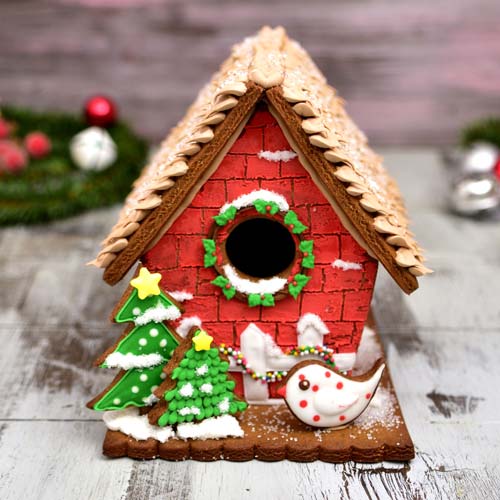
[277,359,385,428]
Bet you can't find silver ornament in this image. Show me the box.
[461,142,499,175]
[450,173,500,216]
[70,126,117,171]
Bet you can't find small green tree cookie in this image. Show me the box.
[87,267,182,411]
[156,329,247,427]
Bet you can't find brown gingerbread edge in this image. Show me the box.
[264,87,418,294]
[99,314,415,462]
[102,82,265,286]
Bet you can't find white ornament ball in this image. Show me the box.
[70,126,117,171]
[462,142,499,174]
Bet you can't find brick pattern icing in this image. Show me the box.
[142,107,377,362]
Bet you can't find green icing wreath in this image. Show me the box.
[0,106,147,225]
[203,198,315,307]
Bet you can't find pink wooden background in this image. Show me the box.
[1,0,499,145]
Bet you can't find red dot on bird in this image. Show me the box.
[365,393,371,399]
[299,374,305,381]
[336,382,343,390]
[313,415,320,422]
[325,371,331,378]
[312,385,319,392]
[339,415,346,421]
[299,400,308,408]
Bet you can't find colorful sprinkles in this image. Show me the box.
[219,344,341,384]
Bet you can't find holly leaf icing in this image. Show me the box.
[202,239,217,267]
[213,206,237,226]
[288,273,311,298]
[284,210,307,234]
[253,199,280,215]
[299,240,315,269]
[248,293,275,307]
[211,275,236,300]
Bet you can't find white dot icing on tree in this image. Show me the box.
[223,263,287,295]
[134,304,181,326]
[149,328,159,337]
[151,385,158,392]
[218,397,230,414]
[131,386,139,394]
[139,373,148,382]
[132,307,141,315]
[219,189,289,214]
[104,352,164,370]
[178,406,201,416]
[200,383,213,394]
[257,150,297,162]
[196,364,209,376]
[160,372,167,379]
[179,382,194,398]
[103,407,174,443]
[176,415,244,440]
[139,338,147,346]
[159,339,167,347]
[332,259,363,271]
[113,398,121,405]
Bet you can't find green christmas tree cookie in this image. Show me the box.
[152,329,247,427]
[88,267,182,411]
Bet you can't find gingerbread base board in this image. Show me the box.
[101,324,414,463]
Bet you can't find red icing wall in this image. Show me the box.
[142,106,377,355]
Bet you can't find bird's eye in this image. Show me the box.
[298,379,310,391]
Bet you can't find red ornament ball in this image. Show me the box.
[25,131,52,159]
[494,157,500,181]
[0,142,28,174]
[0,118,13,139]
[84,96,117,127]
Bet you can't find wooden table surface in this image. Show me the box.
[1,149,499,499]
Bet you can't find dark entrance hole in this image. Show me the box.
[225,217,296,279]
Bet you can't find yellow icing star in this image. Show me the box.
[192,330,213,351]
[130,267,162,299]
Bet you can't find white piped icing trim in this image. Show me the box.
[134,304,181,326]
[104,352,163,370]
[257,150,297,162]
[169,290,193,302]
[176,415,244,440]
[142,394,159,406]
[103,407,174,443]
[177,316,202,337]
[297,313,329,346]
[332,259,363,271]
[219,189,289,214]
[223,263,287,295]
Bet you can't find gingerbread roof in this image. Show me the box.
[89,26,431,294]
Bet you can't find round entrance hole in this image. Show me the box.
[225,217,296,279]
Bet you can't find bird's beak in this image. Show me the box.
[277,385,287,398]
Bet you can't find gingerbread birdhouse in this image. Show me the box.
[89,26,430,414]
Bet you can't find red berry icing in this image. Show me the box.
[313,415,320,422]
[299,400,308,408]
[365,393,372,399]
[494,157,500,180]
[299,374,305,381]
[225,283,231,289]
[336,381,343,390]
[339,415,346,422]
[325,371,331,378]
[312,385,319,392]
